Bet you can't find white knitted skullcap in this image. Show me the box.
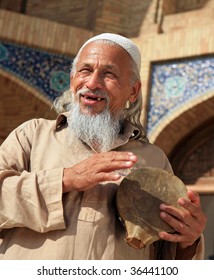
[79,33,141,72]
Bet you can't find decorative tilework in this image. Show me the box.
[0,43,9,61]
[50,71,70,92]
[147,57,214,135]
[0,41,73,100]
[164,75,188,98]
[1,41,214,134]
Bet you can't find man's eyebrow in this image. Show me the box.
[77,62,91,68]
[103,64,119,72]
[77,62,119,72]
[104,64,117,69]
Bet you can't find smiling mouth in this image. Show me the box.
[80,94,106,101]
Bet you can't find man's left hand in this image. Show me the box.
[159,190,207,248]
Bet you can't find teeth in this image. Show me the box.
[83,95,103,101]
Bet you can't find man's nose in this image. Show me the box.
[86,72,103,91]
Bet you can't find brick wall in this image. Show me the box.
[26,0,94,29]
[0,5,213,137]
[0,9,92,56]
[162,7,214,33]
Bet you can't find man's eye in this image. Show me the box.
[79,68,91,73]
[104,71,117,78]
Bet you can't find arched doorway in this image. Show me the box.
[153,96,214,259]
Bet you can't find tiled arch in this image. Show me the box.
[0,40,75,142]
[152,93,214,155]
[0,41,73,102]
[147,56,214,141]
[0,69,57,144]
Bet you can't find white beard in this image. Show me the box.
[67,93,122,152]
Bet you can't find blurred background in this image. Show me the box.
[0,0,213,259]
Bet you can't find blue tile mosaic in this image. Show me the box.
[147,57,214,135]
[0,41,73,101]
[1,41,213,133]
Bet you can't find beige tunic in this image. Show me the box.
[0,114,204,259]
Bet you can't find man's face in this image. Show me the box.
[70,41,140,116]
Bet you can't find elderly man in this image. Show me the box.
[0,33,206,259]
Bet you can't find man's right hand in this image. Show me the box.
[62,151,137,192]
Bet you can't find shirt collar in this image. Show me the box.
[55,112,69,130]
[54,112,140,149]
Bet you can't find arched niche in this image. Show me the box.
[153,95,214,193]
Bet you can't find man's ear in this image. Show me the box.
[129,81,141,103]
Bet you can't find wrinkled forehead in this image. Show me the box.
[78,33,141,72]
[77,41,132,68]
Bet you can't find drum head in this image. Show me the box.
[116,167,188,249]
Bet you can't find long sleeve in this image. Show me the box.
[0,120,66,233]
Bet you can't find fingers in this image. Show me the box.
[63,151,138,192]
[86,151,138,182]
[159,209,199,246]
[85,152,138,179]
[177,190,200,216]
[160,203,195,227]
[159,231,184,243]
[160,209,190,235]
[159,190,207,246]
[178,191,206,226]
[95,151,138,172]
[186,189,200,204]
[160,189,205,226]
[91,171,121,184]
